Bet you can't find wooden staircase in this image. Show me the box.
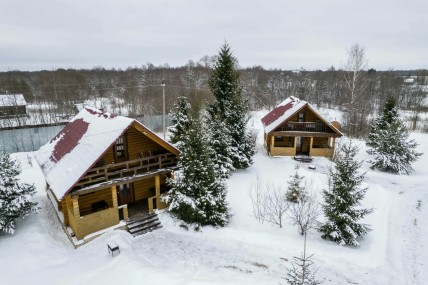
[126,212,162,237]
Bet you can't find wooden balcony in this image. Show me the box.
[74,153,177,190]
[283,121,328,132]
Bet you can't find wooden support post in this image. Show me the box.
[64,195,71,225]
[148,197,154,213]
[123,206,128,220]
[71,195,80,218]
[111,186,118,208]
[154,175,160,210]
[155,174,161,196]
[309,137,313,156]
[331,137,336,157]
[294,137,298,156]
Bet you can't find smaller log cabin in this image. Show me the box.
[0,94,27,118]
[261,96,342,157]
[36,107,179,240]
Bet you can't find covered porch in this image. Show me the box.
[268,131,337,157]
[62,170,172,240]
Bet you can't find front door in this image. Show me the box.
[296,136,302,153]
[117,183,134,206]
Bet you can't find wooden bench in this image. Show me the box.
[107,241,120,257]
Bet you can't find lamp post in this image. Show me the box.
[161,79,166,140]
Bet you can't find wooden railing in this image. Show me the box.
[75,153,177,189]
[280,122,328,132]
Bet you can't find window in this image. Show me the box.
[115,136,126,159]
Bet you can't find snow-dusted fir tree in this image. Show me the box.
[366,97,422,174]
[168,96,192,148]
[286,171,305,203]
[0,151,38,234]
[208,43,255,169]
[319,141,373,246]
[164,113,229,227]
[206,114,235,179]
[283,234,322,285]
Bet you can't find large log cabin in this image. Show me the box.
[36,107,178,240]
[262,96,342,157]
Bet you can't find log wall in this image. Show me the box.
[72,208,119,240]
[78,188,113,216]
[102,147,115,165]
[127,127,165,160]
[310,147,333,157]
[134,175,167,201]
[270,146,296,156]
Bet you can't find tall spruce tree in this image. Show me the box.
[0,151,38,234]
[366,97,422,174]
[208,43,255,169]
[206,114,235,179]
[168,96,192,148]
[319,141,373,246]
[164,113,229,227]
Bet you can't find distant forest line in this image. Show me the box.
[0,61,427,135]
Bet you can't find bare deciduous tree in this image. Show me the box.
[287,187,319,236]
[342,43,372,138]
[249,176,289,228]
[343,43,368,105]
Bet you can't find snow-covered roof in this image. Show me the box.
[261,96,342,136]
[0,94,27,107]
[261,96,307,133]
[35,107,134,199]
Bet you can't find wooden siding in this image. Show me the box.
[127,126,165,160]
[72,208,119,240]
[274,106,336,134]
[78,188,113,216]
[65,190,119,240]
[67,206,78,237]
[286,107,319,123]
[101,147,115,165]
[271,147,296,156]
[312,137,329,148]
[134,175,167,201]
[134,179,155,201]
[62,198,69,225]
[310,148,333,157]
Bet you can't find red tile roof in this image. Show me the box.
[261,96,307,133]
[50,118,89,163]
[261,101,295,127]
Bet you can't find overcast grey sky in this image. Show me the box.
[0,0,427,71]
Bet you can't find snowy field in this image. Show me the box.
[0,111,427,285]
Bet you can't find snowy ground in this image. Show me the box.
[0,112,427,285]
